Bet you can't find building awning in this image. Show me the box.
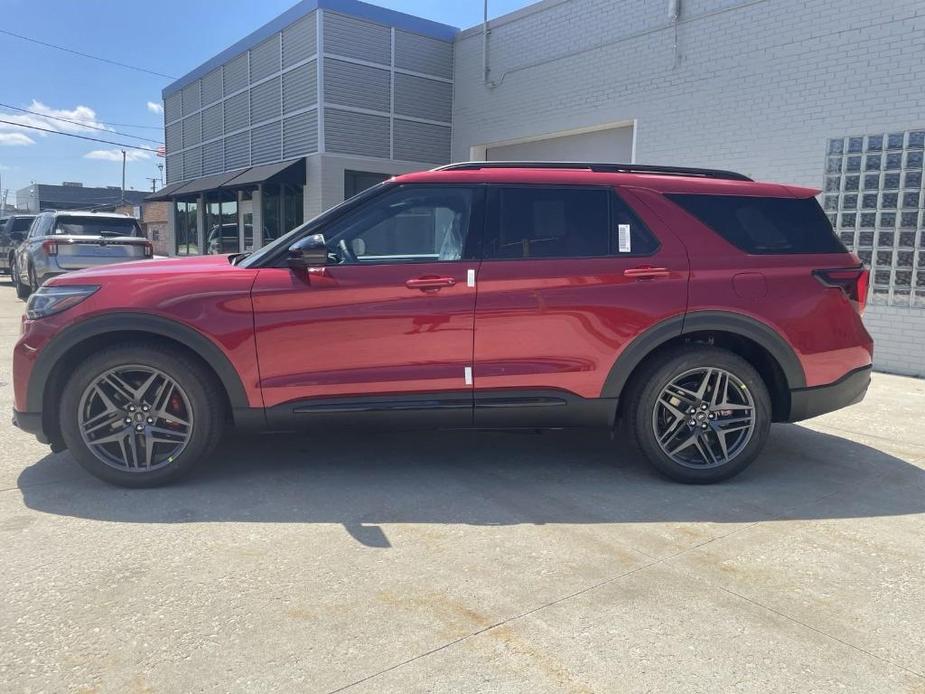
[222,158,304,187]
[169,169,247,197]
[143,158,305,202]
[145,182,186,201]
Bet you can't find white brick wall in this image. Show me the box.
[863,304,925,377]
[453,0,925,377]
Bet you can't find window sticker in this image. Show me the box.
[618,224,631,253]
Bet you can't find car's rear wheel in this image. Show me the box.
[28,264,39,293]
[12,260,29,299]
[59,343,225,487]
[624,345,771,483]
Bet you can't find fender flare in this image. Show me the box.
[26,312,250,413]
[600,310,805,399]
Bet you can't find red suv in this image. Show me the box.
[12,163,872,486]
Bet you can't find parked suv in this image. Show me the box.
[1,214,36,276]
[12,163,872,487]
[12,210,152,298]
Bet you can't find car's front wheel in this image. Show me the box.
[59,343,225,487]
[625,346,771,483]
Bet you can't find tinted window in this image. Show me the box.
[11,217,35,232]
[668,194,846,254]
[327,186,474,264]
[486,187,657,259]
[53,216,141,238]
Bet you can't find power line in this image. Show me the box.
[0,119,160,153]
[0,28,177,80]
[0,102,163,144]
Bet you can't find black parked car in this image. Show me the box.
[1,214,36,276]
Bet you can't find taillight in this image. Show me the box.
[143,241,153,258]
[813,266,869,315]
[41,239,58,256]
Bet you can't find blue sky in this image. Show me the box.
[0,0,531,201]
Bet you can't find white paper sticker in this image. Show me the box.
[618,224,631,253]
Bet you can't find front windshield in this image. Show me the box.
[238,181,392,268]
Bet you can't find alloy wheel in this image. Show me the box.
[652,367,756,469]
[77,364,194,471]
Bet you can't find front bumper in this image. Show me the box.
[787,365,871,422]
[12,408,49,444]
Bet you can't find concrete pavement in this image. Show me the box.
[1,282,923,693]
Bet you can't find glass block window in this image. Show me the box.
[826,129,925,308]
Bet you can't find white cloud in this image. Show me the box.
[85,148,152,162]
[0,100,111,142]
[146,101,163,114]
[0,132,35,146]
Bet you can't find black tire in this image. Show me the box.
[59,343,226,487]
[623,345,771,484]
[28,264,39,293]
[12,261,29,299]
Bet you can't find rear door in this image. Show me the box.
[51,215,150,269]
[473,184,689,427]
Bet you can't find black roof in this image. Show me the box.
[32,184,147,209]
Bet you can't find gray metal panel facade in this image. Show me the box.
[250,35,281,83]
[325,108,390,158]
[183,146,202,180]
[223,91,249,133]
[165,92,182,123]
[251,121,282,164]
[181,81,201,116]
[282,13,316,68]
[201,102,223,142]
[323,11,390,64]
[182,114,201,148]
[393,119,450,163]
[223,53,249,95]
[394,30,453,79]
[282,61,317,113]
[324,58,390,112]
[394,73,452,123]
[166,152,182,184]
[283,111,318,159]
[250,76,282,124]
[224,131,250,170]
[201,67,223,106]
[165,122,181,153]
[202,140,224,175]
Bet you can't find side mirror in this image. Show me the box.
[287,233,327,270]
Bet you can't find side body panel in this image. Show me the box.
[472,186,690,426]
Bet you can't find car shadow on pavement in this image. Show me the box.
[16,423,925,546]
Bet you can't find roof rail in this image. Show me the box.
[432,161,752,182]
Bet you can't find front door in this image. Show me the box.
[252,184,483,428]
[473,184,690,427]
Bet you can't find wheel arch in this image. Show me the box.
[602,311,805,422]
[30,313,251,446]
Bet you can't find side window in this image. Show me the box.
[485,186,658,259]
[327,186,475,264]
[28,216,47,238]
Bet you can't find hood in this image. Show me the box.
[47,254,238,285]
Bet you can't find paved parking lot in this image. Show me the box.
[1,282,924,693]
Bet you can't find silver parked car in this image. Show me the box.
[12,210,152,299]
[1,214,36,275]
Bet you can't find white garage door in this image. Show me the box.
[485,125,634,162]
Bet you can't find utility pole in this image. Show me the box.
[121,149,127,205]
[147,177,158,192]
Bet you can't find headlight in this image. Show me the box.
[25,285,99,320]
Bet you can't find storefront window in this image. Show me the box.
[240,190,254,251]
[283,184,304,236]
[205,190,239,254]
[174,199,199,256]
[262,183,281,244]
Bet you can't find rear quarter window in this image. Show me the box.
[667,194,847,254]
